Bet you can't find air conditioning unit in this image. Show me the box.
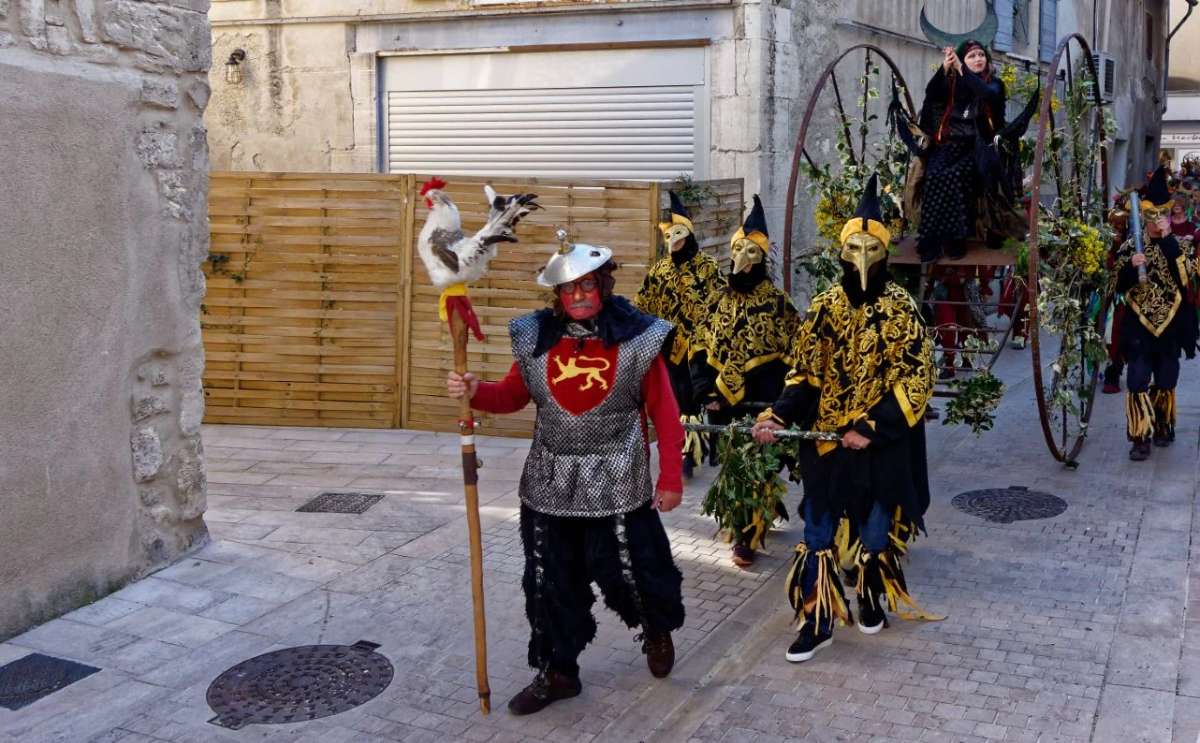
[1092,52,1117,102]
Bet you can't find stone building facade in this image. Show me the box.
[205,0,1170,268]
[0,1,211,639]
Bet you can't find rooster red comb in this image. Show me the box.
[420,177,447,208]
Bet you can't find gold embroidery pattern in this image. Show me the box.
[698,281,802,404]
[551,355,611,391]
[636,252,723,364]
[1110,240,1184,337]
[787,283,935,452]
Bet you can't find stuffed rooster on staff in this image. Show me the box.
[415,177,540,713]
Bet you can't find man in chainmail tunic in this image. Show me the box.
[447,236,686,716]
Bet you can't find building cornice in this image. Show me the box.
[210,0,733,27]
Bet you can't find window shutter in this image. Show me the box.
[995,0,1015,52]
[1039,0,1059,63]
[386,86,696,180]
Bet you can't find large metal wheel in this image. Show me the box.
[1026,33,1111,466]
[782,44,917,294]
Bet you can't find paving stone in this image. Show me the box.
[106,607,239,649]
[109,577,228,614]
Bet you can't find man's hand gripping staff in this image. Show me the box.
[416,179,540,714]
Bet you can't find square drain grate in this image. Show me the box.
[297,491,384,514]
[0,653,101,710]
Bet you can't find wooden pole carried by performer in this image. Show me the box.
[414,177,540,714]
[449,310,491,713]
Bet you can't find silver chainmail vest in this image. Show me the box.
[511,313,672,517]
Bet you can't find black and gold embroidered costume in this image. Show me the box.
[759,175,939,659]
[692,195,800,411]
[636,191,722,414]
[692,194,799,565]
[1109,166,1199,456]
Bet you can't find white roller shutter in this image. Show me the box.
[382,47,706,180]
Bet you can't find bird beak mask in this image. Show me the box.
[840,229,888,293]
[731,236,766,274]
[658,221,693,252]
[839,173,891,292]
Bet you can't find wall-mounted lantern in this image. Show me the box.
[224,49,247,85]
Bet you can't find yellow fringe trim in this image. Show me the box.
[681,414,705,466]
[786,544,850,633]
[1127,391,1155,440]
[834,517,859,572]
[1151,388,1176,428]
[856,550,945,623]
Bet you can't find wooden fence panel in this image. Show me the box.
[203,172,742,434]
[202,173,407,428]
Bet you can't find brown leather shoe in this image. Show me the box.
[506,670,581,716]
[732,543,755,567]
[641,630,675,678]
[1129,438,1151,461]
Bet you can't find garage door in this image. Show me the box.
[381,46,706,180]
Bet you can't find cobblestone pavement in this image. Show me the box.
[0,349,1197,742]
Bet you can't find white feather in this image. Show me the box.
[416,186,538,290]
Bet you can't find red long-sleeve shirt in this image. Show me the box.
[470,350,684,494]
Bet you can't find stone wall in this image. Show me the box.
[0,0,211,640]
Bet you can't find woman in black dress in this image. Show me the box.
[916,40,1007,261]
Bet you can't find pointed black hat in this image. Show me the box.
[854,173,883,223]
[741,194,768,237]
[668,190,691,222]
[1144,165,1172,208]
[840,173,893,246]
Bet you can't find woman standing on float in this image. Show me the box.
[916,40,1007,261]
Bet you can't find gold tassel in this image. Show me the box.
[1151,388,1176,428]
[888,505,917,555]
[835,517,860,571]
[877,550,944,622]
[681,414,705,466]
[1126,392,1154,440]
[786,544,850,633]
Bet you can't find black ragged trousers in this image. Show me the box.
[519,502,685,676]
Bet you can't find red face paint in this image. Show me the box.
[558,273,602,321]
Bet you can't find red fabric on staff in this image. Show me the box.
[469,351,684,494]
[446,295,486,341]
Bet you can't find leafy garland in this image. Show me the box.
[701,418,796,551]
[943,336,1005,434]
[799,62,910,294]
[1024,72,1114,421]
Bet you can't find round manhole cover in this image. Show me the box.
[207,641,393,730]
[951,487,1067,523]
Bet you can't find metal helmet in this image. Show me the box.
[536,229,614,288]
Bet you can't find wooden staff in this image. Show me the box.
[449,310,491,714]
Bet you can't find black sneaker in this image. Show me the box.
[857,597,887,635]
[785,629,832,663]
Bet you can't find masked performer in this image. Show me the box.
[636,191,723,478]
[1110,167,1199,461]
[752,175,938,662]
[447,237,685,715]
[691,195,801,567]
